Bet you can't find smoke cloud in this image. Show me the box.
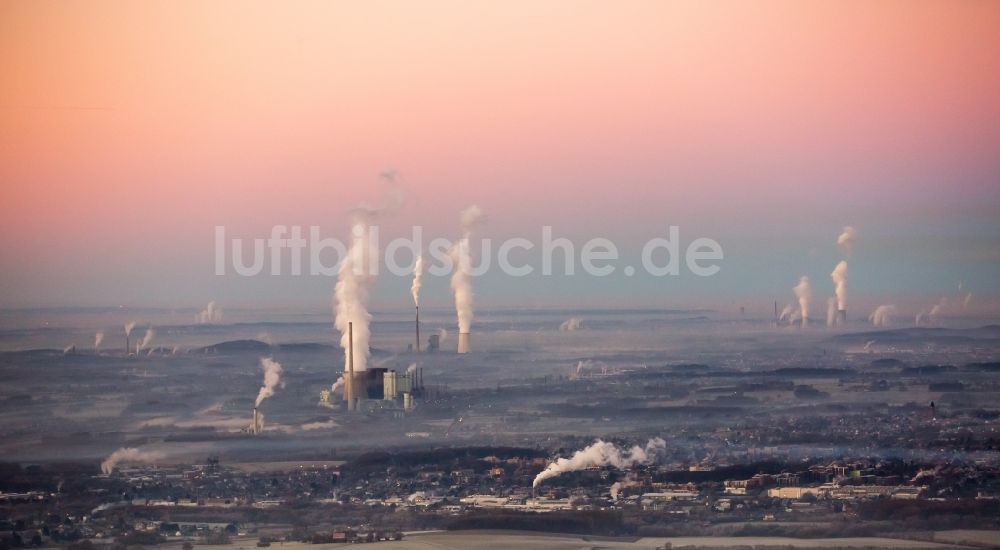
[330,376,345,394]
[837,225,857,255]
[792,276,812,327]
[411,255,424,307]
[137,327,155,351]
[255,358,283,407]
[560,318,583,332]
[831,261,848,311]
[101,447,165,474]
[779,304,795,324]
[533,437,666,488]
[333,174,402,372]
[869,304,897,327]
[124,322,136,337]
[450,205,486,334]
[196,301,223,324]
[94,331,104,351]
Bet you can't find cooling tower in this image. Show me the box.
[250,407,260,435]
[457,332,471,354]
[837,309,847,325]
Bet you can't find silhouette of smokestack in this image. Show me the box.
[415,306,421,353]
[837,309,847,325]
[457,332,470,354]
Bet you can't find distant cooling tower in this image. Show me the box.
[250,407,261,435]
[457,332,471,354]
[837,309,847,325]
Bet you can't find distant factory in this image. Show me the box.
[320,366,425,413]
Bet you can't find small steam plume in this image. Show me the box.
[124,322,136,337]
[450,205,487,334]
[792,276,812,327]
[826,297,837,327]
[411,255,423,307]
[333,174,401,372]
[560,318,583,332]
[837,225,857,256]
[438,328,448,342]
[137,327,155,352]
[610,480,638,501]
[778,304,795,324]
[330,376,345,394]
[918,301,945,326]
[831,261,848,311]
[869,305,897,327]
[863,340,876,352]
[964,292,972,308]
[196,301,223,324]
[63,345,76,355]
[255,358,283,407]
[101,447,165,474]
[407,363,418,374]
[94,331,104,351]
[572,359,607,378]
[533,438,666,488]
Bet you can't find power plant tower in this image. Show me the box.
[415,306,421,353]
[345,321,356,412]
[250,407,261,435]
[125,333,129,357]
[837,309,848,325]
[457,332,470,354]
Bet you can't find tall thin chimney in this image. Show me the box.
[125,334,129,357]
[415,306,421,353]
[837,309,847,326]
[457,332,470,354]
[346,321,355,411]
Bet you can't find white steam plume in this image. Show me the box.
[255,358,283,407]
[826,297,837,327]
[533,438,666,488]
[101,447,165,475]
[837,225,857,255]
[793,276,812,327]
[560,318,583,331]
[407,362,418,374]
[869,305,897,327]
[831,261,848,311]
[333,173,402,373]
[334,219,375,372]
[124,322,136,337]
[94,331,104,351]
[411,255,423,307]
[330,376,345,394]
[438,328,448,342]
[196,301,223,324]
[137,328,155,351]
[449,205,486,333]
[778,304,795,324]
[964,292,972,308]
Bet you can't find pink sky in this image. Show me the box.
[1,1,999,308]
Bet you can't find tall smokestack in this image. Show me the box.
[415,306,421,353]
[458,332,471,354]
[346,321,355,411]
[838,309,847,325]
